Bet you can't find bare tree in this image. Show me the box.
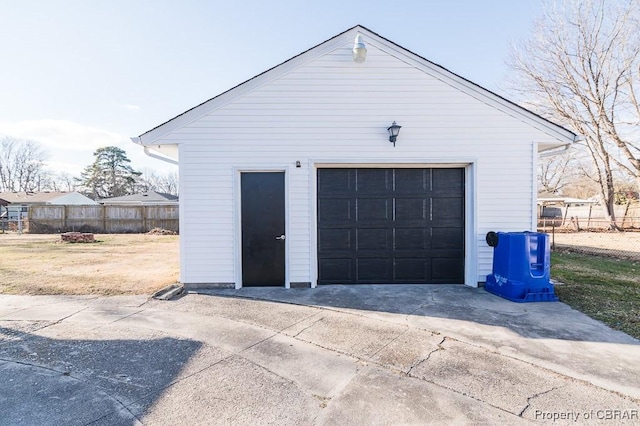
[509,0,640,229]
[562,175,601,200]
[0,136,50,192]
[47,172,78,192]
[538,151,579,194]
[137,168,179,195]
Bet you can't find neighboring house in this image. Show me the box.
[0,191,97,220]
[131,25,577,290]
[0,198,7,222]
[99,191,178,205]
[537,192,596,207]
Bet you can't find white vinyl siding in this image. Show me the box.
[159,41,565,286]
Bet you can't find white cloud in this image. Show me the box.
[0,119,125,152]
[0,119,176,175]
[123,104,141,111]
[44,159,86,176]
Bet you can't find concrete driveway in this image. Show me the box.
[1,285,639,425]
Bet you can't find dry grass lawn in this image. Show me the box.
[0,233,179,295]
[552,231,640,259]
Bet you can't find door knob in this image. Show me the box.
[275,234,285,240]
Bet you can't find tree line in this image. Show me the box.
[0,137,177,199]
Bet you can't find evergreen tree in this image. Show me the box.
[77,146,141,199]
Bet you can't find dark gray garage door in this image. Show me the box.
[317,168,464,284]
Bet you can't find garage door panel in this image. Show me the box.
[432,169,464,189]
[356,228,389,250]
[356,198,390,221]
[318,198,353,222]
[432,228,464,249]
[394,228,428,250]
[318,169,354,194]
[395,198,427,220]
[318,168,464,284]
[319,228,353,251]
[319,258,353,282]
[432,198,463,220]
[395,169,428,193]
[356,169,391,193]
[432,258,465,282]
[394,258,430,281]
[357,258,391,281]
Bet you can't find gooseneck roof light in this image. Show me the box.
[352,34,367,63]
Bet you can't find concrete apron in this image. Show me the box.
[0,286,638,425]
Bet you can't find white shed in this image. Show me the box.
[132,26,576,290]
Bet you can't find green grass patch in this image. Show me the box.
[551,251,640,339]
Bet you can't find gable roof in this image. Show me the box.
[99,190,178,204]
[0,191,85,204]
[133,25,577,147]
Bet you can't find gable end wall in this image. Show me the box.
[170,43,558,286]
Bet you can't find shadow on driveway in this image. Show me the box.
[0,325,202,426]
[197,284,639,344]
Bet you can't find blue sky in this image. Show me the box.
[0,0,543,175]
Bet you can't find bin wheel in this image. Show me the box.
[486,231,499,247]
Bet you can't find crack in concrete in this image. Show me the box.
[83,394,144,426]
[518,385,562,417]
[404,302,429,323]
[238,331,279,353]
[100,309,147,327]
[136,298,153,309]
[0,321,53,346]
[0,357,145,426]
[83,352,238,425]
[290,316,326,338]
[48,306,92,326]
[0,357,71,375]
[402,367,520,419]
[405,336,447,376]
[366,327,410,360]
[278,312,324,335]
[0,306,91,345]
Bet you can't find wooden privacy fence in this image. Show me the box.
[27,205,179,234]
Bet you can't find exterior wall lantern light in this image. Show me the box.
[387,121,401,146]
[352,34,367,63]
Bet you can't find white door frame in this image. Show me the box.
[233,166,291,289]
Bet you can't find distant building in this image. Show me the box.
[537,192,597,207]
[99,190,178,205]
[0,191,97,220]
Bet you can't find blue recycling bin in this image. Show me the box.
[485,232,558,302]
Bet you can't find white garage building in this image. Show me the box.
[132,26,576,289]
